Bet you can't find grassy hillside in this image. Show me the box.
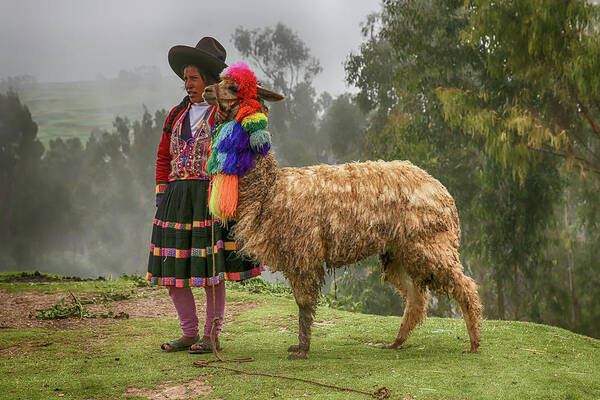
[0,272,598,400]
[9,78,184,145]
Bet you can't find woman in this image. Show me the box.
[147,37,264,353]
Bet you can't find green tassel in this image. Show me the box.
[242,119,268,133]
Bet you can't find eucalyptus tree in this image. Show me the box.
[436,0,600,180]
[0,91,45,268]
[344,0,565,322]
[434,0,600,333]
[232,23,325,166]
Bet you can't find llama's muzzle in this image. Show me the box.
[202,86,217,105]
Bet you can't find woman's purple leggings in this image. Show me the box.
[167,283,226,338]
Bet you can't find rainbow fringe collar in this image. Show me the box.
[206,62,272,221]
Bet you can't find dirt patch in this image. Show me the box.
[125,376,213,399]
[0,289,260,330]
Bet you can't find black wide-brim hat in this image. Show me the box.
[168,36,228,81]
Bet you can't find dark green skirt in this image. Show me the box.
[146,179,264,287]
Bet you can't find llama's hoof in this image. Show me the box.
[287,351,308,360]
[463,346,479,354]
[382,343,402,350]
[287,344,299,352]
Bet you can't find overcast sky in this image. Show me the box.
[0,0,381,95]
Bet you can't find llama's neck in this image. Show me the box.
[237,153,278,218]
[223,104,240,124]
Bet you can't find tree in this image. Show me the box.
[345,13,398,137]
[0,91,45,268]
[343,0,571,326]
[232,23,325,166]
[42,137,87,250]
[536,178,600,337]
[128,107,166,188]
[113,115,131,154]
[319,93,366,162]
[345,0,485,195]
[345,0,489,258]
[429,0,600,333]
[343,0,489,317]
[469,158,561,320]
[436,0,600,180]
[233,23,322,97]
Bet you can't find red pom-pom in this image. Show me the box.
[223,62,257,100]
[235,99,263,121]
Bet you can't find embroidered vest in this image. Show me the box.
[168,104,216,181]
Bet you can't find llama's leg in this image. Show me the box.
[285,268,323,360]
[383,270,430,349]
[451,268,482,353]
[399,230,482,353]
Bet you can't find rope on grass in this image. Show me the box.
[193,360,392,399]
[207,217,254,364]
[204,214,390,399]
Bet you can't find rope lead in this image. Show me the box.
[202,208,389,399]
[193,361,391,399]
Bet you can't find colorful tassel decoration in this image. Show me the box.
[249,129,271,155]
[207,121,236,175]
[241,113,268,132]
[209,174,225,219]
[236,99,264,121]
[206,62,275,222]
[218,174,238,218]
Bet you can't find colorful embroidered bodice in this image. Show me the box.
[168,104,216,181]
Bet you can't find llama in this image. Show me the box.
[202,62,482,360]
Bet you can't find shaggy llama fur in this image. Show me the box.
[203,65,483,360]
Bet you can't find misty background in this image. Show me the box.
[0,1,377,94]
[0,0,379,277]
[2,0,600,339]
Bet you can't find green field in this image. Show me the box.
[0,273,599,400]
[10,78,185,145]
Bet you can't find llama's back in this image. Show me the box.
[262,160,460,268]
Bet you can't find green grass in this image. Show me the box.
[1,275,599,399]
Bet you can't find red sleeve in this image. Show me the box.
[155,130,172,186]
[155,105,183,191]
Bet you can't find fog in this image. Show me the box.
[0,1,382,280]
[0,0,381,95]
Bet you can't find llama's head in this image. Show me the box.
[203,62,284,221]
[203,62,284,122]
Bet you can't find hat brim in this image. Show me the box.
[168,45,228,80]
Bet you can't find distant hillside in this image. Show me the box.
[6,76,186,145]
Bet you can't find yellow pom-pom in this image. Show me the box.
[241,112,267,125]
[241,113,268,132]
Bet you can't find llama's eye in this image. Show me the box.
[228,86,238,93]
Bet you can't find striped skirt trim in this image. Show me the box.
[153,217,225,231]
[150,240,240,258]
[146,265,265,287]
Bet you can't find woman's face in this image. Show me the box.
[183,65,206,104]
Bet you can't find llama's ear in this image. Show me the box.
[257,85,285,102]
